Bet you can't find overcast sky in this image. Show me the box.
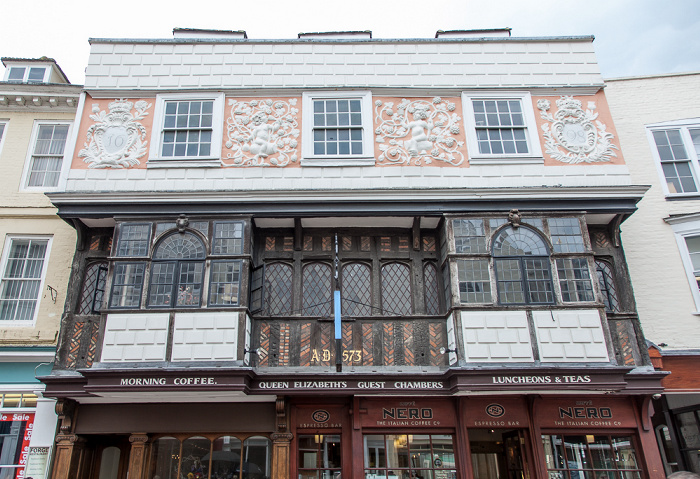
[2,0,699,85]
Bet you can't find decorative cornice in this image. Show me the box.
[0,83,81,111]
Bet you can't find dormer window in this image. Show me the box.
[5,66,48,83]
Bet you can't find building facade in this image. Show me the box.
[41,29,666,479]
[0,58,81,479]
[606,71,700,475]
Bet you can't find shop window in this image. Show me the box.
[242,436,271,478]
[98,446,121,479]
[302,262,333,317]
[363,434,456,478]
[493,226,554,305]
[675,410,700,473]
[78,262,108,314]
[595,259,621,313]
[0,412,33,479]
[0,237,51,323]
[298,434,341,479]
[341,262,372,316]
[381,262,412,315]
[542,434,643,479]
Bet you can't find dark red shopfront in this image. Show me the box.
[288,395,662,478]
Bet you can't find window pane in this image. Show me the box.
[8,67,25,81]
[264,263,293,316]
[557,258,594,302]
[0,239,48,321]
[110,263,144,308]
[453,219,486,253]
[154,233,205,259]
[524,258,554,303]
[595,260,621,313]
[342,263,372,316]
[457,259,491,303]
[381,263,412,315]
[181,437,210,479]
[209,261,241,306]
[493,227,549,256]
[549,218,585,253]
[162,100,214,158]
[212,222,244,254]
[117,224,151,257]
[423,263,441,315]
[148,262,176,307]
[302,263,332,317]
[209,436,241,478]
[176,262,203,306]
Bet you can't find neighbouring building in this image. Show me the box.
[40,29,668,479]
[606,71,700,475]
[0,58,81,479]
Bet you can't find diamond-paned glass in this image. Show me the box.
[109,263,144,308]
[264,263,293,316]
[473,99,528,155]
[423,262,440,315]
[77,262,108,315]
[209,261,241,306]
[381,263,412,315]
[595,259,621,312]
[549,217,585,253]
[27,124,69,187]
[457,259,491,303]
[161,100,214,157]
[453,219,487,253]
[302,263,332,317]
[153,233,205,260]
[0,239,48,321]
[653,129,697,193]
[557,258,594,302]
[342,262,371,317]
[212,221,244,255]
[116,224,151,257]
[313,99,364,156]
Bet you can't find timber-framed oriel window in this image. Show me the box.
[107,218,247,310]
[451,216,598,307]
[252,229,442,317]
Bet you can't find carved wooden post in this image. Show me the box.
[51,399,87,479]
[127,433,150,479]
[271,396,292,479]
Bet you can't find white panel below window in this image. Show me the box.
[171,311,239,361]
[101,313,169,362]
[460,310,533,362]
[533,309,609,362]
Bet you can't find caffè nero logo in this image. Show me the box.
[312,410,330,423]
[486,404,505,418]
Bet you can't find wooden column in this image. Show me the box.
[127,433,150,479]
[51,435,86,479]
[271,433,293,479]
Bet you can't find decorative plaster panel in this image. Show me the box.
[223,98,300,167]
[171,311,240,361]
[101,313,169,362]
[374,97,465,166]
[532,309,609,362]
[460,310,534,362]
[79,99,152,168]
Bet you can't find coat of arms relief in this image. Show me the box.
[223,99,299,167]
[537,96,618,164]
[79,99,152,168]
[375,97,465,166]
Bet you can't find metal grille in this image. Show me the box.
[596,260,621,312]
[78,262,107,315]
[381,263,412,315]
[264,263,293,316]
[423,263,440,315]
[342,263,371,316]
[302,263,332,317]
[154,233,205,259]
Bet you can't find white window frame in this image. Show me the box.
[461,91,543,165]
[3,64,51,83]
[301,91,374,166]
[0,121,8,159]
[667,214,700,313]
[0,235,53,326]
[19,120,73,192]
[646,118,700,197]
[148,92,225,167]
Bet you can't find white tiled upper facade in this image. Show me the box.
[84,37,602,91]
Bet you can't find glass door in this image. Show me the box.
[297,434,342,479]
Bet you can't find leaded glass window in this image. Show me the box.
[209,261,241,306]
[302,263,332,317]
[423,262,440,315]
[556,258,594,302]
[493,226,553,304]
[110,263,145,308]
[116,224,151,257]
[549,217,585,253]
[78,262,108,314]
[381,263,412,315]
[453,219,487,253]
[595,259,621,313]
[342,262,371,316]
[264,262,293,316]
[213,221,244,255]
[457,259,491,303]
[148,232,205,307]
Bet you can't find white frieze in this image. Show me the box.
[224,99,299,167]
[538,96,618,164]
[79,99,152,169]
[375,97,464,166]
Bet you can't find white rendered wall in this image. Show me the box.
[171,312,239,361]
[532,310,609,362]
[460,310,534,362]
[101,313,169,362]
[606,73,700,349]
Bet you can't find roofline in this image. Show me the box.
[87,35,595,45]
[1,56,71,84]
[605,70,700,82]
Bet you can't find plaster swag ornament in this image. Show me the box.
[375,97,464,166]
[224,99,299,167]
[538,96,618,164]
[79,99,152,168]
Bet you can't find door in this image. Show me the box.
[91,437,129,479]
[469,429,530,479]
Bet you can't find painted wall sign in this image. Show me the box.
[256,380,445,392]
[361,399,456,428]
[491,374,591,384]
[295,406,344,429]
[118,377,217,386]
[462,398,529,428]
[536,398,637,428]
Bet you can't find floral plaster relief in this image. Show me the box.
[374,97,466,167]
[223,98,300,167]
[72,96,155,169]
[534,92,623,165]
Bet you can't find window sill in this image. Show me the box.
[301,157,376,167]
[147,158,222,168]
[666,193,700,201]
[468,156,545,166]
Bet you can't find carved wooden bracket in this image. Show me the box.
[55,399,76,434]
[276,396,287,433]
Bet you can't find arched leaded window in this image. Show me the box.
[342,262,372,316]
[148,232,206,307]
[596,259,621,312]
[264,262,293,316]
[423,262,441,315]
[381,262,412,315]
[302,262,332,317]
[493,226,554,304]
